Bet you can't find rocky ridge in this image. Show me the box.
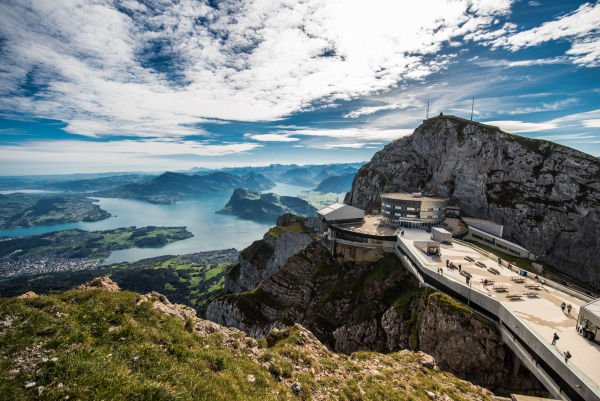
[345,115,600,289]
[0,277,498,401]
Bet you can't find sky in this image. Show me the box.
[0,0,599,175]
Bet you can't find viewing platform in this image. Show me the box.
[396,228,600,401]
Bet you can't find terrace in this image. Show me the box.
[397,228,600,400]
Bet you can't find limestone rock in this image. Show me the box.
[17,291,38,299]
[345,115,600,289]
[76,276,120,292]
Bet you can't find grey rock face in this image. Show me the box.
[345,116,600,289]
[224,229,313,294]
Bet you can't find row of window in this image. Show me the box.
[381,203,446,212]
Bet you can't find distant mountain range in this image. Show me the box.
[216,188,317,223]
[96,171,275,204]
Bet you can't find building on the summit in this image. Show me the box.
[380,192,449,228]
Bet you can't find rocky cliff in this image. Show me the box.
[345,115,600,289]
[224,214,315,293]
[207,240,546,396]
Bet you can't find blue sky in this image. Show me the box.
[0,0,599,175]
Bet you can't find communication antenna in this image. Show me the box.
[426,99,430,119]
[471,97,474,121]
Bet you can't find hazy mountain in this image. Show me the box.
[96,171,275,204]
[312,173,356,194]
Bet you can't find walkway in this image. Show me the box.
[396,228,600,401]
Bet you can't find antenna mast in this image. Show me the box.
[471,97,474,121]
[426,99,430,119]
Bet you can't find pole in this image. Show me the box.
[471,97,474,121]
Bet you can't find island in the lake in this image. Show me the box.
[0,193,111,229]
[96,171,275,204]
[0,226,193,278]
[216,188,317,223]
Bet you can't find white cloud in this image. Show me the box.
[244,133,299,142]
[343,104,408,119]
[482,120,558,132]
[583,119,600,128]
[0,0,513,138]
[486,2,600,66]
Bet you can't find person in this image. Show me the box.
[564,350,571,364]
[535,274,539,283]
[446,259,449,267]
[541,278,545,287]
[498,257,501,266]
[466,276,470,285]
[508,261,512,269]
[567,304,572,315]
[483,279,488,288]
[561,302,566,312]
[552,332,559,345]
[458,264,462,272]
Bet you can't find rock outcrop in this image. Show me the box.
[75,276,120,292]
[207,240,546,396]
[345,115,600,289]
[224,216,315,293]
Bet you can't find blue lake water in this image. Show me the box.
[0,183,311,264]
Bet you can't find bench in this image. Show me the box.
[506,293,522,299]
[523,291,538,297]
[493,285,507,292]
[511,277,525,283]
[465,256,474,262]
[480,279,495,285]
[475,261,487,268]
[525,284,541,290]
[460,271,472,278]
[487,267,500,275]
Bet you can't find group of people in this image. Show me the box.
[561,302,573,315]
[445,260,462,272]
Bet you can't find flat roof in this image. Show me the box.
[381,192,449,201]
[462,216,503,227]
[317,203,364,221]
[469,226,529,253]
[431,227,452,234]
[337,215,397,237]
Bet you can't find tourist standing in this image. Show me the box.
[458,264,461,272]
[567,304,572,315]
[541,278,545,287]
[552,332,559,346]
[561,302,566,312]
[564,350,571,364]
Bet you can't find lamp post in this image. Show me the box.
[468,281,472,307]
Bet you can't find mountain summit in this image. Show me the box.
[345,115,600,289]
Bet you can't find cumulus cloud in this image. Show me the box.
[0,0,514,138]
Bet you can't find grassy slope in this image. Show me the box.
[0,289,492,401]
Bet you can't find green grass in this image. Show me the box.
[0,290,288,401]
[267,221,311,238]
[0,290,493,401]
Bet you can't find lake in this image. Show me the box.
[0,182,312,264]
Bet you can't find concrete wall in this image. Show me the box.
[464,227,533,260]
